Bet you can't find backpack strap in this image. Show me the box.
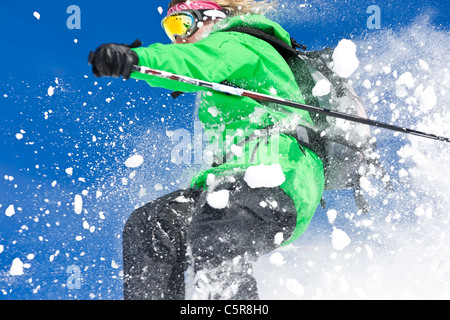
[225,27,305,60]
[169,27,305,99]
[222,27,322,109]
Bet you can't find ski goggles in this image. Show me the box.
[161,9,226,42]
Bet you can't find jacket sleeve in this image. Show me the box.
[130,32,260,93]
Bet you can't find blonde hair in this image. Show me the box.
[168,0,278,16]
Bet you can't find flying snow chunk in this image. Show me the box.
[206,174,216,186]
[269,252,285,266]
[418,59,430,71]
[362,79,372,89]
[312,79,331,97]
[207,190,229,209]
[274,232,284,245]
[326,209,337,224]
[157,6,164,15]
[207,106,219,117]
[244,164,285,188]
[203,9,227,19]
[74,195,83,214]
[10,258,24,276]
[269,87,278,96]
[5,205,15,217]
[124,155,144,168]
[420,86,437,112]
[331,228,351,250]
[396,72,415,89]
[48,86,55,97]
[332,39,360,78]
[230,144,243,157]
[111,260,119,269]
[415,206,432,218]
[33,11,40,20]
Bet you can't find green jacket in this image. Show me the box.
[131,14,325,245]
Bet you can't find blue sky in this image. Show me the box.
[0,0,448,300]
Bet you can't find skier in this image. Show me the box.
[89,0,325,300]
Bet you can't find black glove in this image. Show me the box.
[88,39,142,80]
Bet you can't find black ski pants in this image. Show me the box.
[122,178,297,300]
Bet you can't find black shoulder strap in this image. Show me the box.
[222,27,318,103]
[224,27,305,61]
[170,27,307,99]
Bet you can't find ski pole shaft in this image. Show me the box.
[132,65,450,143]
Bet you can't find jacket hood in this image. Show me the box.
[212,14,292,46]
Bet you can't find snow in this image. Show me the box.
[396,72,415,88]
[10,258,24,276]
[47,86,55,97]
[243,164,285,188]
[33,11,40,20]
[206,190,229,209]
[382,66,391,74]
[414,206,432,218]
[362,79,371,89]
[230,144,243,157]
[418,86,437,112]
[207,106,219,117]
[269,87,278,96]
[74,195,83,214]
[111,260,119,269]
[395,85,408,98]
[312,79,331,97]
[332,39,360,78]
[124,154,144,168]
[252,19,450,300]
[274,232,284,245]
[269,252,285,266]
[5,205,15,217]
[418,59,430,71]
[326,209,337,224]
[175,196,192,203]
[331,228,351,250]
[206,174,216,186]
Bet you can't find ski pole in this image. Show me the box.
[132,65,450,143]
